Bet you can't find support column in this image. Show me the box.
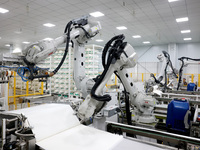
[168,43,177,68]
[9,44,13,53]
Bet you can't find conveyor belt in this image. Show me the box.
[106,121,200,148]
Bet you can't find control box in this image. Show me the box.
[103,105,119,117]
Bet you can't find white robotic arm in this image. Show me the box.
[22,35,67,65]
[21,15,101,80]
[155,52,167,83]
[177,57,200,90]
[146,51,178,93]
[77,35,156,123]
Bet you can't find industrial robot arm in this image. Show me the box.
[146,51,178,93]
[151,51,177,85]
[21,15,101,81]
[77,35,156,123]
[177,57,200,90]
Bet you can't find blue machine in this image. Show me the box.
[166,99,190,133]
[187,83,197,91]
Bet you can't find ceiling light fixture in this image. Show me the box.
[5,44,10,47]
[132,35,141,38]
[184,38,192,41]
[43,23,55,27]
[116,26,127,30]
[43,38,53,41]
[0,8,9,13]
[90,11,104,17]
[143,41,150,44]
[176,17,189,22]
[96,39,104,42]
[13,48,22,53]
[168,0,179,2]
[22,41,30,44]
[181,30,191,33]
[15,31,22,34]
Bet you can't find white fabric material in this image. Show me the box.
[10,104,80,142]
[112,138,165,150]
[9,104,165,150]
[37,124,123,150]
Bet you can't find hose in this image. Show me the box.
[177,57,200,90]
[91,35,125,102]
[177,59,184,90]
[52,21,72,75]
[15,128,35,137]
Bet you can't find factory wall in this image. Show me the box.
[176,43,200,67]
[133,42,200,82]
[134,42,200,64]
[177,43,200,58]
[134,45,168,62]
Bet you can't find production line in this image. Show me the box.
[1,104,174,150]
[0,1,200,149]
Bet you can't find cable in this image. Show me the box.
[91,35,125,102]
[162,51,178,78]
[176,56,200,90]
[177,59,184,90]
[34,66,49,71]
[0,65,49,82]
[154,51,178,92]
[0,65,18,69]
[90,53,113,101]
[75,26,97,39]
[17,67,30,82]
[15,128,35,137]
[23,20,73,80]
[102,35,124,68]
[114,71,132,125]
[52,21,72,75]
[179,57,200,61]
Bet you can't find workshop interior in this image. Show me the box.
[0,0,200,149]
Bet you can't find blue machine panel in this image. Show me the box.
[166,99,190,132]
[187,83,197,91]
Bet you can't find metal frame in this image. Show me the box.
[106,121,200,149]
[7,71,44,110]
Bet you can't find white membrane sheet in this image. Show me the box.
[37,124,123,150]
[9,104,165,150]
[9,104,80,142]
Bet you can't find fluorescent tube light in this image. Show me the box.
[116,26,127,30]
[168,0,179,2]
[132,35,141,38]
[143,41,150,44]
[184,38,192,41]
[90,11,104,17]
[181,30,191,33]
[176,17,188,22]
[13,48,22,53]
[0,8,9,13]
[43,38,53,41]
[22,41,30,44]
[96,39,104,42]
[43,23,55,27]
